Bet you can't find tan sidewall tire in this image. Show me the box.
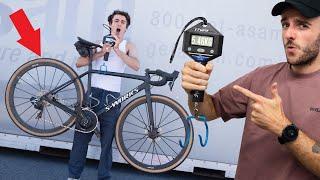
[5,58,84,137]
[115,95,193,173]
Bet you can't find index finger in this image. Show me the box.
[233,85,261,102]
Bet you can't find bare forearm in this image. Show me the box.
[187,92,219,120]
[114,48,140,71]
[75,51,104,68]
[286,131,320,177]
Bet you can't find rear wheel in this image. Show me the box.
[5,58,84,137]
[115,95,193,173]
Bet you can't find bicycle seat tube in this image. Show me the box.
[86,49,94,107]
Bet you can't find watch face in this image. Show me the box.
[287,129,296,138]
[283,124,299,141]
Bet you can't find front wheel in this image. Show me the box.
[115,95,193,173]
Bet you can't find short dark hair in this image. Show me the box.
[108,10,131,28]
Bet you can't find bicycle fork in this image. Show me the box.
[144,85,158,139]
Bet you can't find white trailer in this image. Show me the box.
[0,0,284,178]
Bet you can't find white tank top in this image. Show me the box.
[91,40,127,92]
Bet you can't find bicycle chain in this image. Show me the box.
[42,117,97,134]
[39,108,97,134]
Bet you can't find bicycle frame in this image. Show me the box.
[41,50,158,129]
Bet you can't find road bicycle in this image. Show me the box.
[5,37,194,173]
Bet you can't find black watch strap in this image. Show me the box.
[278,124,299,145]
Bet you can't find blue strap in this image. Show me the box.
[179,115,209,148]
[191,55,209,62]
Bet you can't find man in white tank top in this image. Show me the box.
[68,10,140,180]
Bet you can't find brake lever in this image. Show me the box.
[168,70,179,91]
[168,81,174,91]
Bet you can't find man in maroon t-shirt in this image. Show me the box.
[181,0,320,179]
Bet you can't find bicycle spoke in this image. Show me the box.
[123,130,146,136]
[128,113,148,130]
[27,71,43,90]
[36,67,42,90]
[151,142,155,165]
[161,135,185,138]
[159,137,178,155]
[18,104,33,117]
[19,78,40,92]
[161,136,180,146]
[58,88,76,93]
[49,67,57,90]
[154,141,172,162]
[133,137,148,157]
[136,105,149,128]
[160,126,185,136]
[127,135,147,151]
[15,99,31,107]
[158,109,175,127]
[141,140,153,163]
[34,112,41,128]
[159,117,180,128]
[124,120,146,130]
[44,66,47,89]
[157,104,166,128]
[53,73,66,90]
[44,106,56,128]
[54,106,65,125]
[154,143,162,165]
[15,87,37,97]
[14,96,31,100]
[43,106,46,130]
[123,137,147,141]
[25,109,39,123]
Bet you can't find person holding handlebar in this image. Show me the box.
[181,0,320,179]
[68,10,140,180]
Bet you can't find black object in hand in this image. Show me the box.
[102,35,116,61]
[191,61,207,102]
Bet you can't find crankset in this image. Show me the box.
[76,108,98,133]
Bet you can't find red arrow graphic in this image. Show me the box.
[9,9,41,56]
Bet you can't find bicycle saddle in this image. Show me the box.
[77,37,102,48]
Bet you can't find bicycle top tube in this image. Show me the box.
[91,69,179,116]
[77,68,179,86]
[78,70,147,82]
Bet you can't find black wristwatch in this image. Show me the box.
[278,124,299,144]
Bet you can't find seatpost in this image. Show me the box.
[86,48,94,107]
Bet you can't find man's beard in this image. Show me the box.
[286,34,320,66]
